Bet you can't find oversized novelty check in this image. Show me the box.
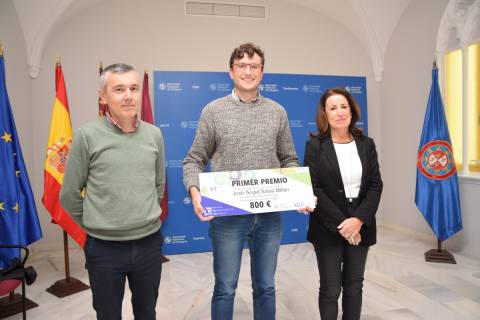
[199,167,315,217]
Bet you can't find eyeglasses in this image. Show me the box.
[233,63,263,72]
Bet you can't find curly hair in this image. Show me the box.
[229,43,265,69]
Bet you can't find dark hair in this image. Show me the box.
[315,87,363,137]
[229,43,265,69]
[99,63,135,90]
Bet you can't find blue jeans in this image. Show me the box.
[209,212,282,320]
[84,229,163,320]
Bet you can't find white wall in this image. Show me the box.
[0,0,33,177]
[454,180,480,258]
[22,0,379,246]
[380,0,480,259]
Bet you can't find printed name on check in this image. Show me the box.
[199,167,316,217]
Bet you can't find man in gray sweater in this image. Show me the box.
[183,43,299,320]
[60,63,165,320]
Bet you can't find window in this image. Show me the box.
[467,43,480,172]
[444,43,480,174]
[438,1,480,176]
[444,49,462,170]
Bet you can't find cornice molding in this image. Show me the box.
[463,1,480,44]
[437,0,480,53]
[18,0,75,78]
[349,0,384,82]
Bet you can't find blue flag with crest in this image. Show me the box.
[0,53,42,269]
[415,65,462,241]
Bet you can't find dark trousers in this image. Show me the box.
[313,242,369,320]
[84,229,163,320]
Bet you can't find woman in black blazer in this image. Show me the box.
[304,87,382,320]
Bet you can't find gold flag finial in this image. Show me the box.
[56,55,60,66]
[0,42,4,57]
[144,69,148,75]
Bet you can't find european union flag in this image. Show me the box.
[0,53,42,269]
[415,65,462,241]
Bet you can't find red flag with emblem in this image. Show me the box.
[142,71,168,221]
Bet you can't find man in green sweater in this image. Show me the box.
[60,63,165,320]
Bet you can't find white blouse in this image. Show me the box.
[333,140,362,199]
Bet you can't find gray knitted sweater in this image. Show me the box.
[183,94,299,190]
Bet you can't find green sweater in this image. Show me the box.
[60,117,166,241]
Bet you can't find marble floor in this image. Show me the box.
[2,225,480,320]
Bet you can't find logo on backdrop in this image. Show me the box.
[282,86,299,91]
[345,86,363,94]
[417,140,456,180]
[163,235,189,244]
[158,82,182,91]
[261,83,279,92]
[209,83,231,91]
[168,235,188,244]
[289,120,303,128]
[302,84,321,93]
[183,197,192,205]
[180,121,199,129]
[167,160,183,168]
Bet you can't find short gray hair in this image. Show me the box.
[99,63,135,90]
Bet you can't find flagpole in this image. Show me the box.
[0,42,41,319]
[46,230,90,297]
[425,239,456,264]
[64,231,71,280]
[2,41,22,314]
[421,60,459,265]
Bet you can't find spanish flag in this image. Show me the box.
[42,59,86,247]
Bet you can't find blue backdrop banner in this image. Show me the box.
[154,71,367,255]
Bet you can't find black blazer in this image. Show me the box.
[304,134,383,248]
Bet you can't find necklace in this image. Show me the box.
[331,132,353,144]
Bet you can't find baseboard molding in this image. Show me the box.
[27,241,82,263]
[377,219,434,243]
[378,219,479,259]
[27,221,480,261]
